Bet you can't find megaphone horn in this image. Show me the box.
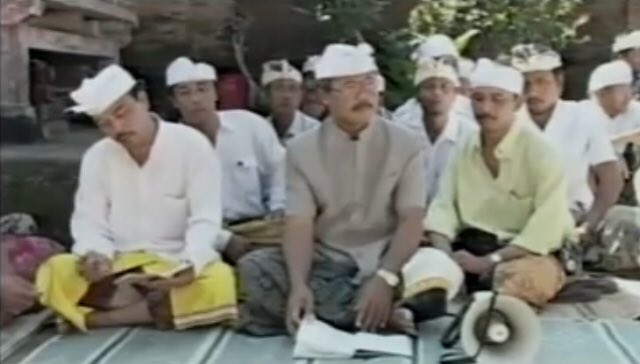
[440,291,542,364]
[461,291,541,364]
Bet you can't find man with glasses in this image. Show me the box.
[238,43,463,337]
[262,59,319,144]
[37,65,238,332]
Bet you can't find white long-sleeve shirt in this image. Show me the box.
[71,120,222,275]
[578,99,640,155]
[393,98,477,204]
[217,110,286,222]
[268,111,320,145]
[522,100,616,211]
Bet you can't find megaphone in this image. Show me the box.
[440,291,541,364]
[461,291,541,364]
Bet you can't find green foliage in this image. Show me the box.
[291,0,390,41]
[373,30,417,108]
[410,0,588,57]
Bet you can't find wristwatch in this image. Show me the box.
[489,253,503,265]
[376,269,400,287]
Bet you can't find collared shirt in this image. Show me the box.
[578,99,640,155]
[393,95,476,127]
[395,106,477,204]
[268,111,320,144]
[216,110,286,222]
[522,100,616,210]
[71,120,222,274]
[287,118,426,278]
[426,121,574,255]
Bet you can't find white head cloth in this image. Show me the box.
[471,58,524,95]
[303,55,321,74]
[69,64,136,116]
[402,248,464,301]
[588,60,633,93]
[314,43,378,79]
[413,34,459,62]
[612,30,640,53]
[376,74,386,92]
[414,58,460,86]
[510,43,562,73]
[458,57,476,79]
[261,60,303,86]
[166,57,217,87]
[634,171,640,198]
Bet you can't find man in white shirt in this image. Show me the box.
[396,58,477,204]
[37,65,237,332]
[261,59,319,144]
[612,30,640,99]
[393,34,475,127]
[510,44,623,238]
[577,59,640,273]
[166,57,287,263]
[301,55,329,120]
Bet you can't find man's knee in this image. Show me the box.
[402,248,464,301]
[493,256,565,307]
[237,248,283,282]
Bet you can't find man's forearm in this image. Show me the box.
[380,210,423,273]
[283,217,314,288]
[494,245,530,262]
[586,163,624,229]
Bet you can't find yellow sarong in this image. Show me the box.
[36,252,238,332]
[226,218,283,245]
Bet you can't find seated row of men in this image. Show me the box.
[31,32,640,335]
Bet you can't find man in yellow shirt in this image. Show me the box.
[424,59,574,307]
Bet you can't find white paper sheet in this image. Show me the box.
[293,318,413,359]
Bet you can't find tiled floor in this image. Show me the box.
[3,316,639,364]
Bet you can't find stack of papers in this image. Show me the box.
[293,319,413,359]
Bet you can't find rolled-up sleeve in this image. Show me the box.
[285,152,316,217]
[184,133,223,275]
[71,147,115,259]
[511,153,572,255]
[424,151,462,240]
[395,150,427,212]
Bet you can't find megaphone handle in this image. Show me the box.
[440,300,473,349]
[470,291,500,358]
[439,291,501,364]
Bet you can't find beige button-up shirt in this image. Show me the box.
[286,118,426,278]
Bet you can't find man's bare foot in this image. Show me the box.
[386,307,417,336]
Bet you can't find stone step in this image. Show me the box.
[41,120,70,141]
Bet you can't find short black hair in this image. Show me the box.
[129,79,147,98]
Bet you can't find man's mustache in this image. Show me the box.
[527,97,544,104]
[115,132,134,142]
[475,113,497,121]
[352,101,374,111]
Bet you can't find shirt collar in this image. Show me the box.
[440,115,461,142]
[471,118,522,160]
[523,100,566,130]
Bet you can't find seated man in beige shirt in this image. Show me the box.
[237,44,464,336]
[425,59,575,307]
